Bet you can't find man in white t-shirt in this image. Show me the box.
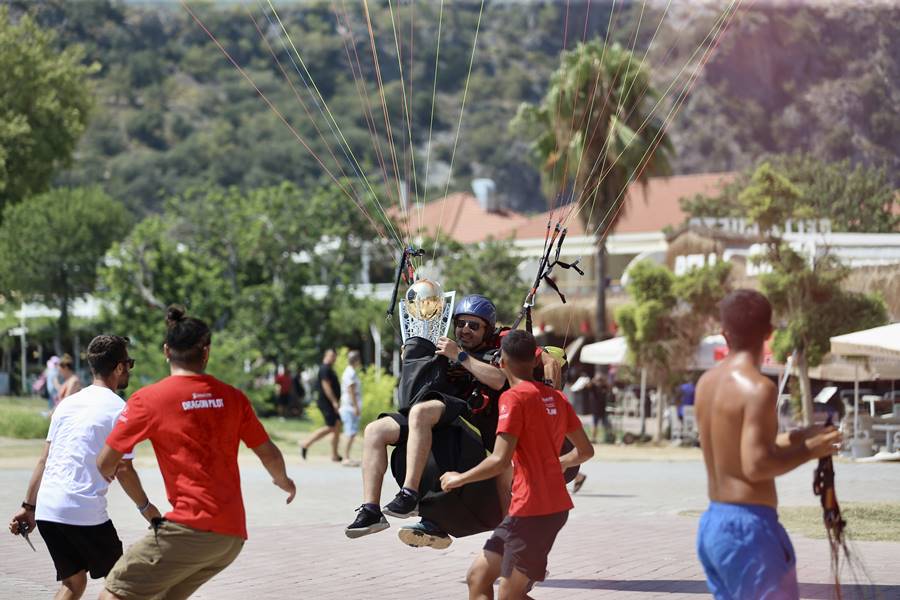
[7,335,159,600]
[339,350,363,465]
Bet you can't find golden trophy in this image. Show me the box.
[399,278,455,343]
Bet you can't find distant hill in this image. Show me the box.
[9,0,898,216]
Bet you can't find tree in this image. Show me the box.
[680,154,899,233]
[514,41,673,338]
[431,237,527,325]
[0,187,129,346]
[616,260,730,440]
[100,182,394,403]
[0,7,96,213]
[740,163,889,424]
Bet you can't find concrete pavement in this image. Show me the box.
[2,446,899,599]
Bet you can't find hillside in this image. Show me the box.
[9,0,899,217]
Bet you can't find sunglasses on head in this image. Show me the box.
[454,319,482,332]
[121,358,136,369]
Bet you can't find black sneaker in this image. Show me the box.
[383,489,419,518]
[345,505,389,539]
[398,519,452,550]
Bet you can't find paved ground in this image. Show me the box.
[2,443,899,599]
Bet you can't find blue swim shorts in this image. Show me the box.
[696,502,799,600]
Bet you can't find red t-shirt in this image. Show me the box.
[275,373,291,395]
[106,374,269,539]
[497,380,582,517]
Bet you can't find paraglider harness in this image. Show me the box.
[384,227,583,538]
[386,331,506,538]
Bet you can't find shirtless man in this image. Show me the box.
[695,289,841,600]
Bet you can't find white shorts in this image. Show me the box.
[339,407,360,435]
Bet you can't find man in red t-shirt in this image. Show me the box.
[274,365,292,418]
[96,306,296,600]
[441,329,594,599]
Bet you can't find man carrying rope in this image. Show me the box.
[695,290,841,600]
[8,335,157,600]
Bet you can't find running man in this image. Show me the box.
[8,335,158,600]
[301,349,343,462]
[339,350,363,465]
[695,289,841,600]
[441,330,594,599]
[97,306,295,600]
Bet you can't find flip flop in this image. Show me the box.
[572,473,586,494]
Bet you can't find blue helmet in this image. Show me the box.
[453,295,497,330]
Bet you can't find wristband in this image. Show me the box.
[136,500,151,513]
[21,501,36,512]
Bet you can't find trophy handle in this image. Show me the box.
[440,291,456,338]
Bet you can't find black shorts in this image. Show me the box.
[382,394,470,446]
[317,397,339,427]
[36,519,123,581]
[483,511,569,582]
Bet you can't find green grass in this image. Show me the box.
[257,416,319,444]
[680,503,900,542]
[0,396,50,439]
[778,503,900,542]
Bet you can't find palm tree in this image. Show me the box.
[514,41,673,337]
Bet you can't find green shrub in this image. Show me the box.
[0,408,50,439]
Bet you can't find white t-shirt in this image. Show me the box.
[36,385,133,526]
[340,365,362,411]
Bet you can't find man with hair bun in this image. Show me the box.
[97,305,296,600]
[695,289,842,600]
[8,335,157,600]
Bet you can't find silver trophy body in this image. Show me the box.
[399,279,455,344]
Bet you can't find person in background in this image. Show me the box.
[56,354,83,405]
[588,375,612,444]
[301,349,343,462]
[340,350,363,465]
[291,365,307,418]
[678,378,696,422]
[45,355,62,410]
[274,365,292,419]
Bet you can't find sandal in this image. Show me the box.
[572,473,587,494]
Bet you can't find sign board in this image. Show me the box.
[8,327,27,336]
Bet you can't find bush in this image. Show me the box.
[0,408,50,439]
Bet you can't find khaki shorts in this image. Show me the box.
[105,520,244,600]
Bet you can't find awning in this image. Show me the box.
[830,323,900,360]
[580,336,627,365]
[580,334,728,368]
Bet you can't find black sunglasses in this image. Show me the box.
[121,358,136,369]
[454,319,482,332]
